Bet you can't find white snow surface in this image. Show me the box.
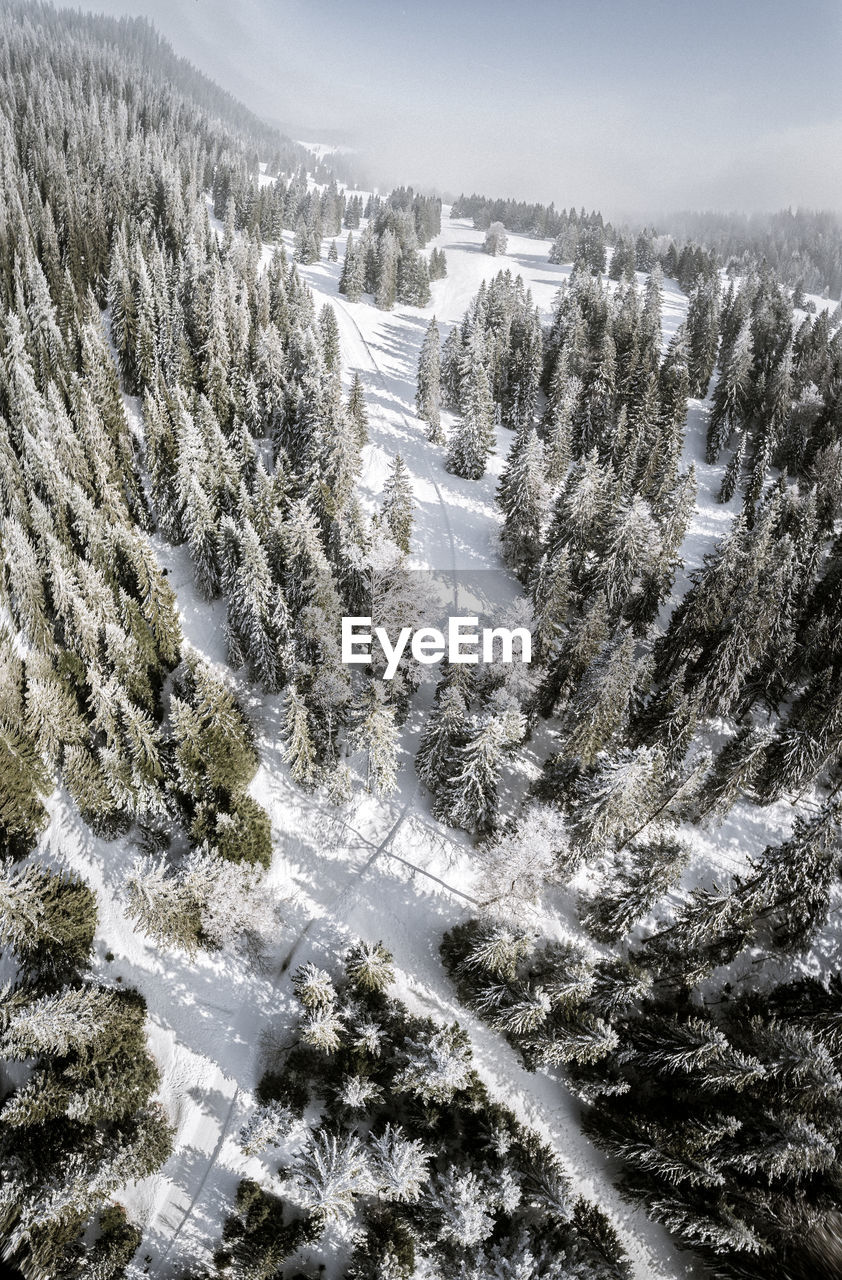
[40,204,815,1280]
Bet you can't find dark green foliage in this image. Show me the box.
[645,804,841,982]
[0,639,50,861]
[190,793,272,868]
[224,940,630,1279]
[345,939,395,993]
[581,833,690,942]
[171,660,259,807]
[0,863,97,981]
[0,984,172,1280]
[653,482,822,722]
[441,919,618,1069]
[0,721,49,862]
[573,978,842,1280]
[215,1180,316,1278]
[83,1205,143,1280]
[347,1206,416,1279]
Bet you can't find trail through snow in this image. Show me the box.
[43,206,772,1279]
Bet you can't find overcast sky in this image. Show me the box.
[87,0,842,216]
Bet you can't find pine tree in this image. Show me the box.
[369,1125,430,1202]
[718,432,746,503]
[346,371,369,447]
[1,986,124,1059]
[0,703,50,861]
[416,317,443,443]
[0,862,96,977]
[582,832,689,941]
[183,475,221,599]
[415,683,470,792]
[283,684,319,786]
[574,330,617,456]
[502,307,542,434]
[292,1129,373,1222]
[429,247,447,280]
[483,223,508,256]
[293,961,337,1010]
[381,454,414,552]
[598,499,660,617]
[561,628,639,763]
[447,359,495,479]
[339,231,365,301]
[686,277,721,399]
[345,939,395,993]
[396,1023,473,1102]
[498,426,547,582]
[571,746,665,850]
[541,358,575,485]
[447,708,524,836]
[439,325,465,412]
[375,230,399,310]
[531,546,573,664]
[355,682,399,797]
[125,855,204,953]
[319,303,341,379]
[435,1169,496,1247]
[706,319,753,462]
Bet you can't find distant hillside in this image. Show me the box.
[3,0,316,174]
[654,207,842,297]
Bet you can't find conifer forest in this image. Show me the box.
[1,3,842,1278]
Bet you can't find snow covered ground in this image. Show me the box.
[41,202,820,1279]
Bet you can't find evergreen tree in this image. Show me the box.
[346,939,395,993]
[582,832,690,941]
[570,746,665,851]
[375,230,399,310]
[292,1129,373,1223]
[0,863,96,978]
[283,684,319,786]
[347,371,369,447]
[717,432,746,503]
[415,682,470,793]
[339,231,365,302]
[483,223,508,256]
[416,316,443,443]
[370,1124,430,1202]
[686,277,721,398]
[561,628,640,763]
[355,682,399,797]
[446,706,525,836]
[381,454,414,553]
[706,319,753,462]
[447,359,495,479]
[498,426,547,582]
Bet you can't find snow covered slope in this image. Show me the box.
[47,204,786,1279]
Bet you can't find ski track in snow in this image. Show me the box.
[42,202,813,1279]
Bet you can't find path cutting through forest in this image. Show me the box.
[49,208,708,1278]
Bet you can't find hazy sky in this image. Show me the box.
[86,0,841,215]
